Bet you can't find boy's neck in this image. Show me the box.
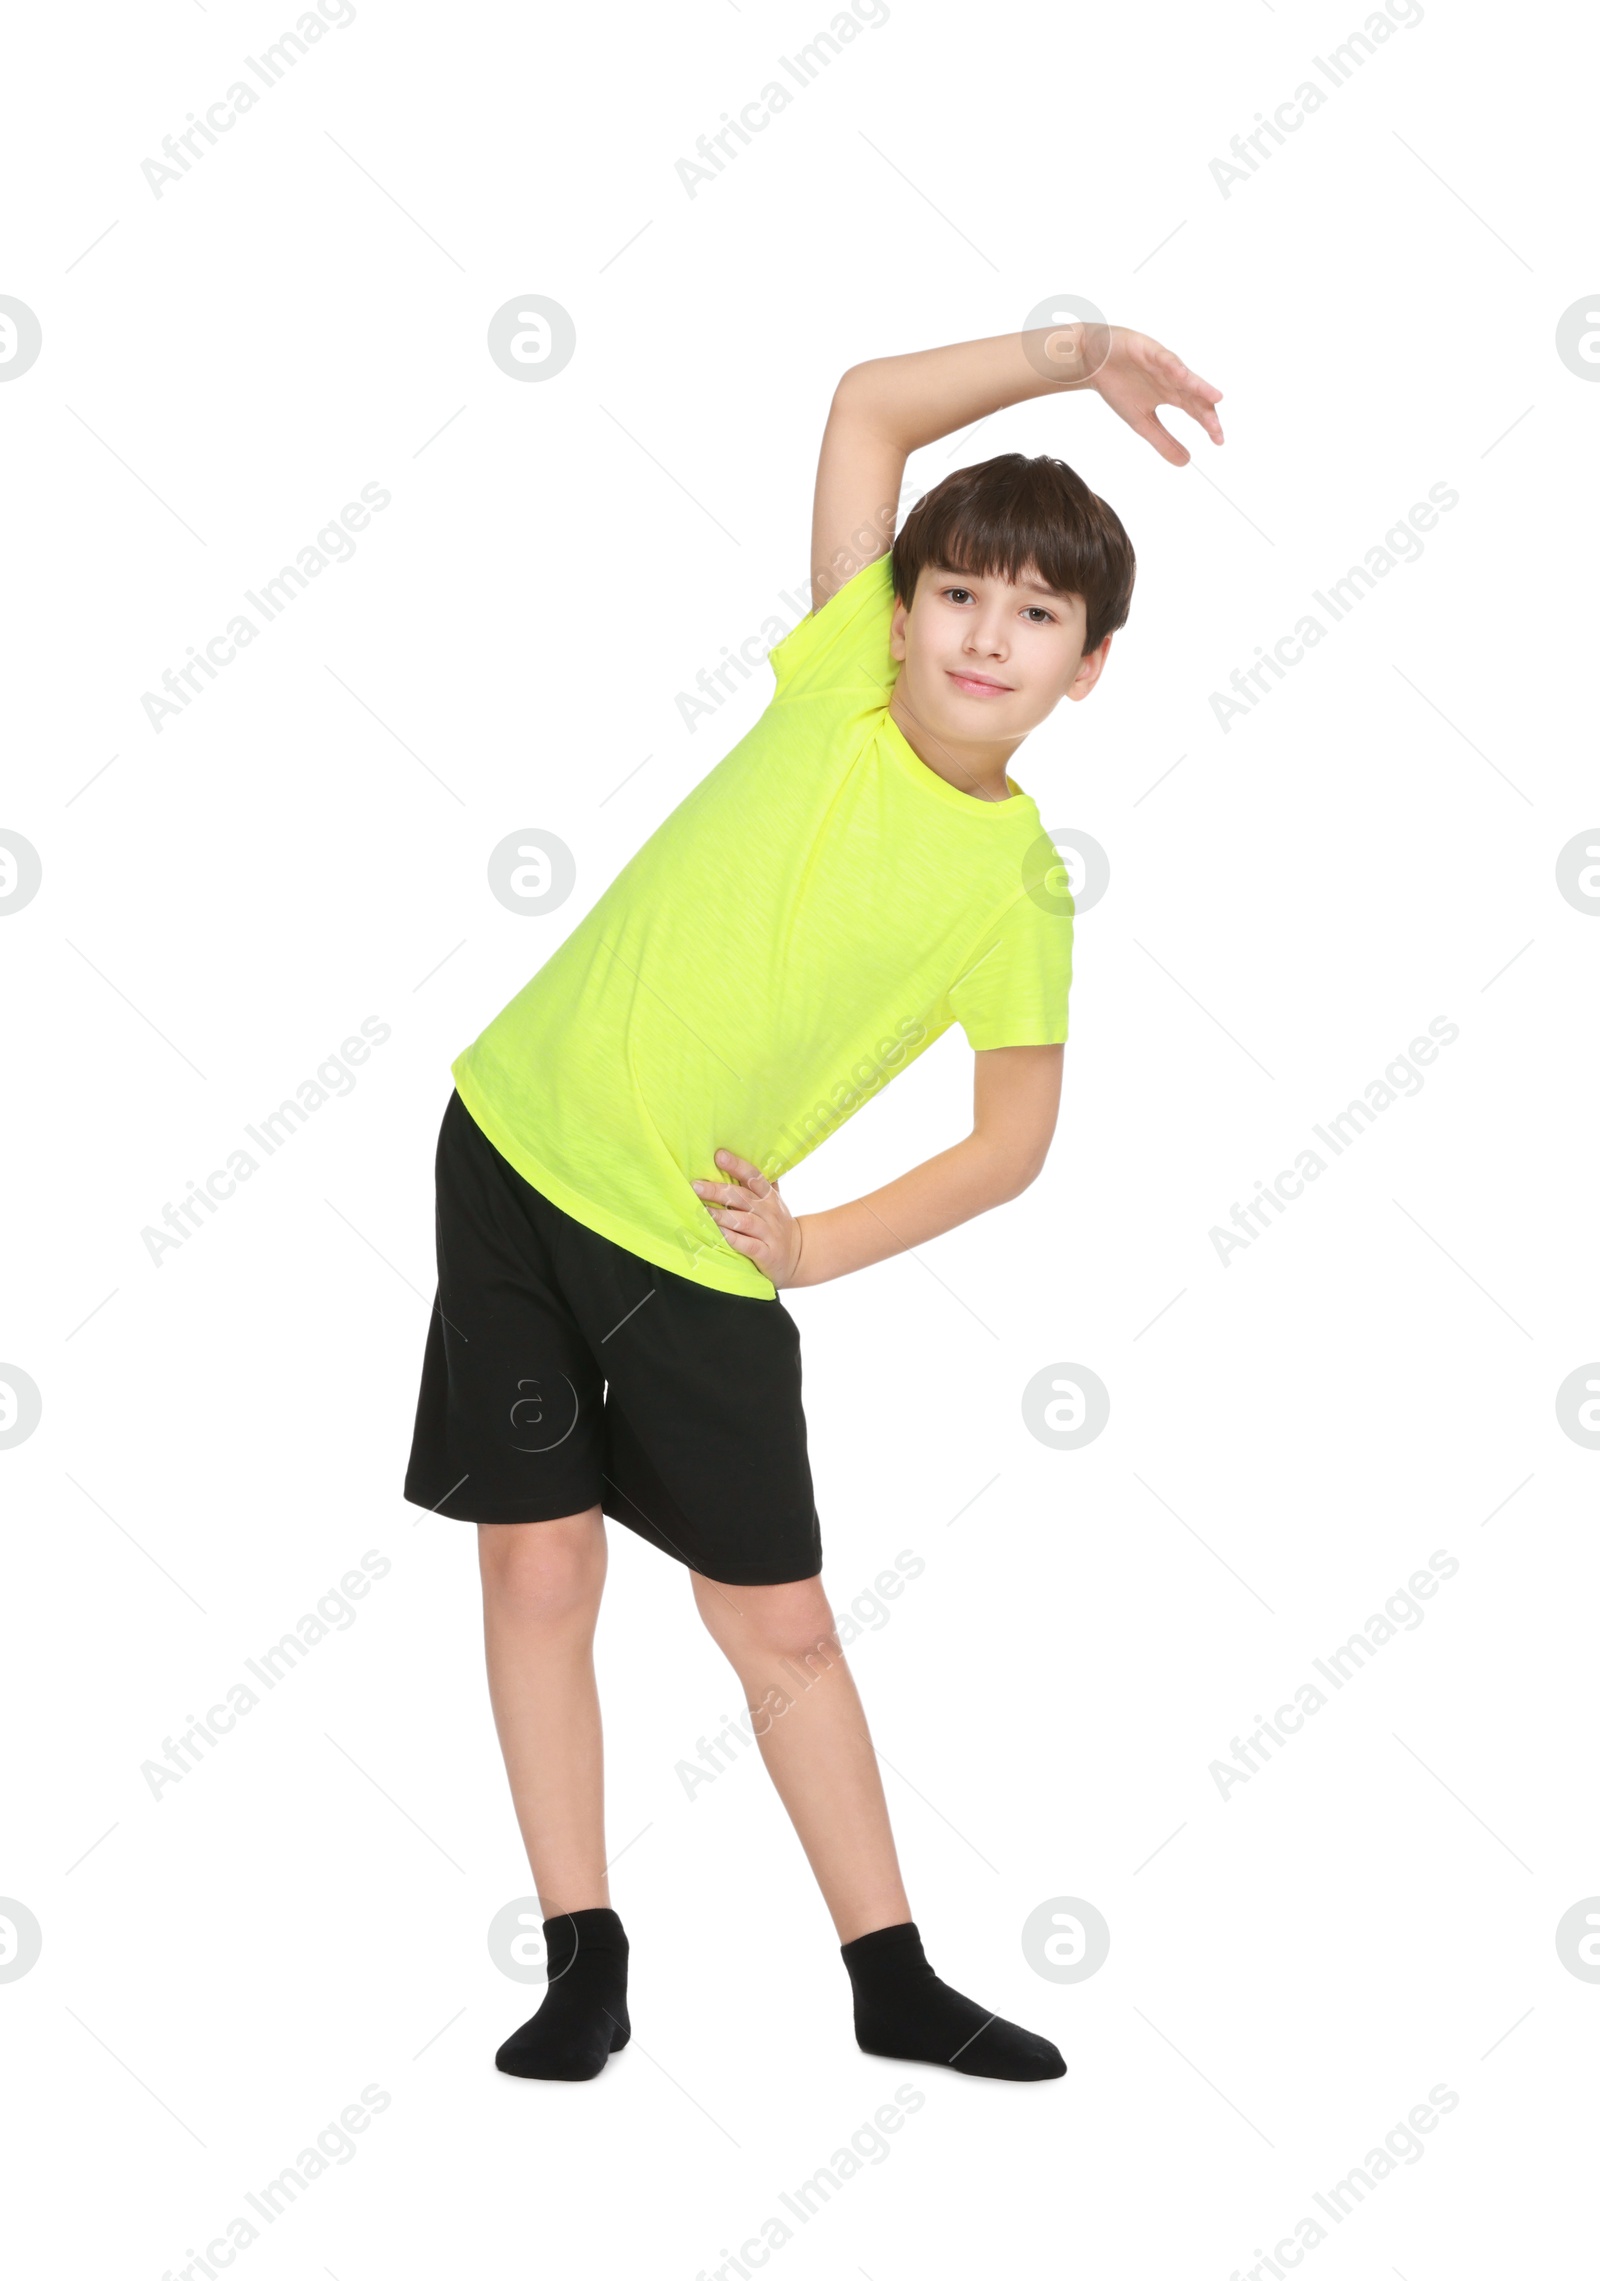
[887,687,1019,803]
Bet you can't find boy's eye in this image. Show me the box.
[940,579,1054,624]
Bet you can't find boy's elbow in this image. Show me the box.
[831,361,891,427]
[1005,1157,1048,1202]
[978,1139,1048,1204]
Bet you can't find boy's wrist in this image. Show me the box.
[1022,318,1111,389]
[788,1212,859,1289]
[788,1215,821,1288]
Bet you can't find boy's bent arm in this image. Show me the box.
[810,323,1223,608]
[787,1043,1063,1288]
[788,1136,1025,1288]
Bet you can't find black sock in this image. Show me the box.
[840,1920,1065,2081]
[495,1907,630,2082]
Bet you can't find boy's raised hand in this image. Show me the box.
[812,318,1222,604]
[1051,322,1224,467]
[691,1150,804,1288]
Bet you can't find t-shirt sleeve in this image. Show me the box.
[946,880,1074,1050]
[766,550,897,703]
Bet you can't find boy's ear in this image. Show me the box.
[888,593,910,663]
[1066,632,1113,703]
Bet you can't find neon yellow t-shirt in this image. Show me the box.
[451,549,1074,1299]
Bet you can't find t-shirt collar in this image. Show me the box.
[879,707,1034,818]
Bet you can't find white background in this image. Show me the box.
[3,0,1597,2274]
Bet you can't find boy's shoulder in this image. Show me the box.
[766,550,895,704]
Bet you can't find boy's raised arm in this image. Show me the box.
[808,321,1224,609]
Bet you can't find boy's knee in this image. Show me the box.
[479,1513,604,1624]
[706,1576,841,1668]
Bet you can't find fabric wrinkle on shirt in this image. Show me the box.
[451,550,1075,1301]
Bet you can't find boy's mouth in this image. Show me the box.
[946,669,1012,697]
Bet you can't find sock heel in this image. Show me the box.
[494,1910,631,2081]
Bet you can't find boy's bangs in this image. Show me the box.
[893,453,1136,653]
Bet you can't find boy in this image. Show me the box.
[403,318,1223,2082]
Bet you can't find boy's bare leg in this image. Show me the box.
[692,1566,1064,2078]
[690,1570,911,1942]
[479,1511,632,2080]
[478,1510,610,1915]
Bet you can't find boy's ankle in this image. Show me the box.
[542,1906,628,1966]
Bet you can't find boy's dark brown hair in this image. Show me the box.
[891,451,1136,657]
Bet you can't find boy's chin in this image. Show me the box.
[935,690,1046,736]
[895,676,1037,745]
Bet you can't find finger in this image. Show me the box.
[1148,343,1218,402]
[693,1175,770,1211]
[1169,395,1223,448]
[1155,358,1225,446]
[1137,409,1190,467]
[700,1195,766,1241]
[1144,343,1220,404]
[1176,374,1225,445]
[692,1179,748,1208]
[714,1148,771,1195]
[1182,371,1224,410]
[714,1220,764,1259]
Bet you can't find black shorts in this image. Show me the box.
[402,1089,822,1586]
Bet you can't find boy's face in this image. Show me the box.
[888,562,1111,754]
